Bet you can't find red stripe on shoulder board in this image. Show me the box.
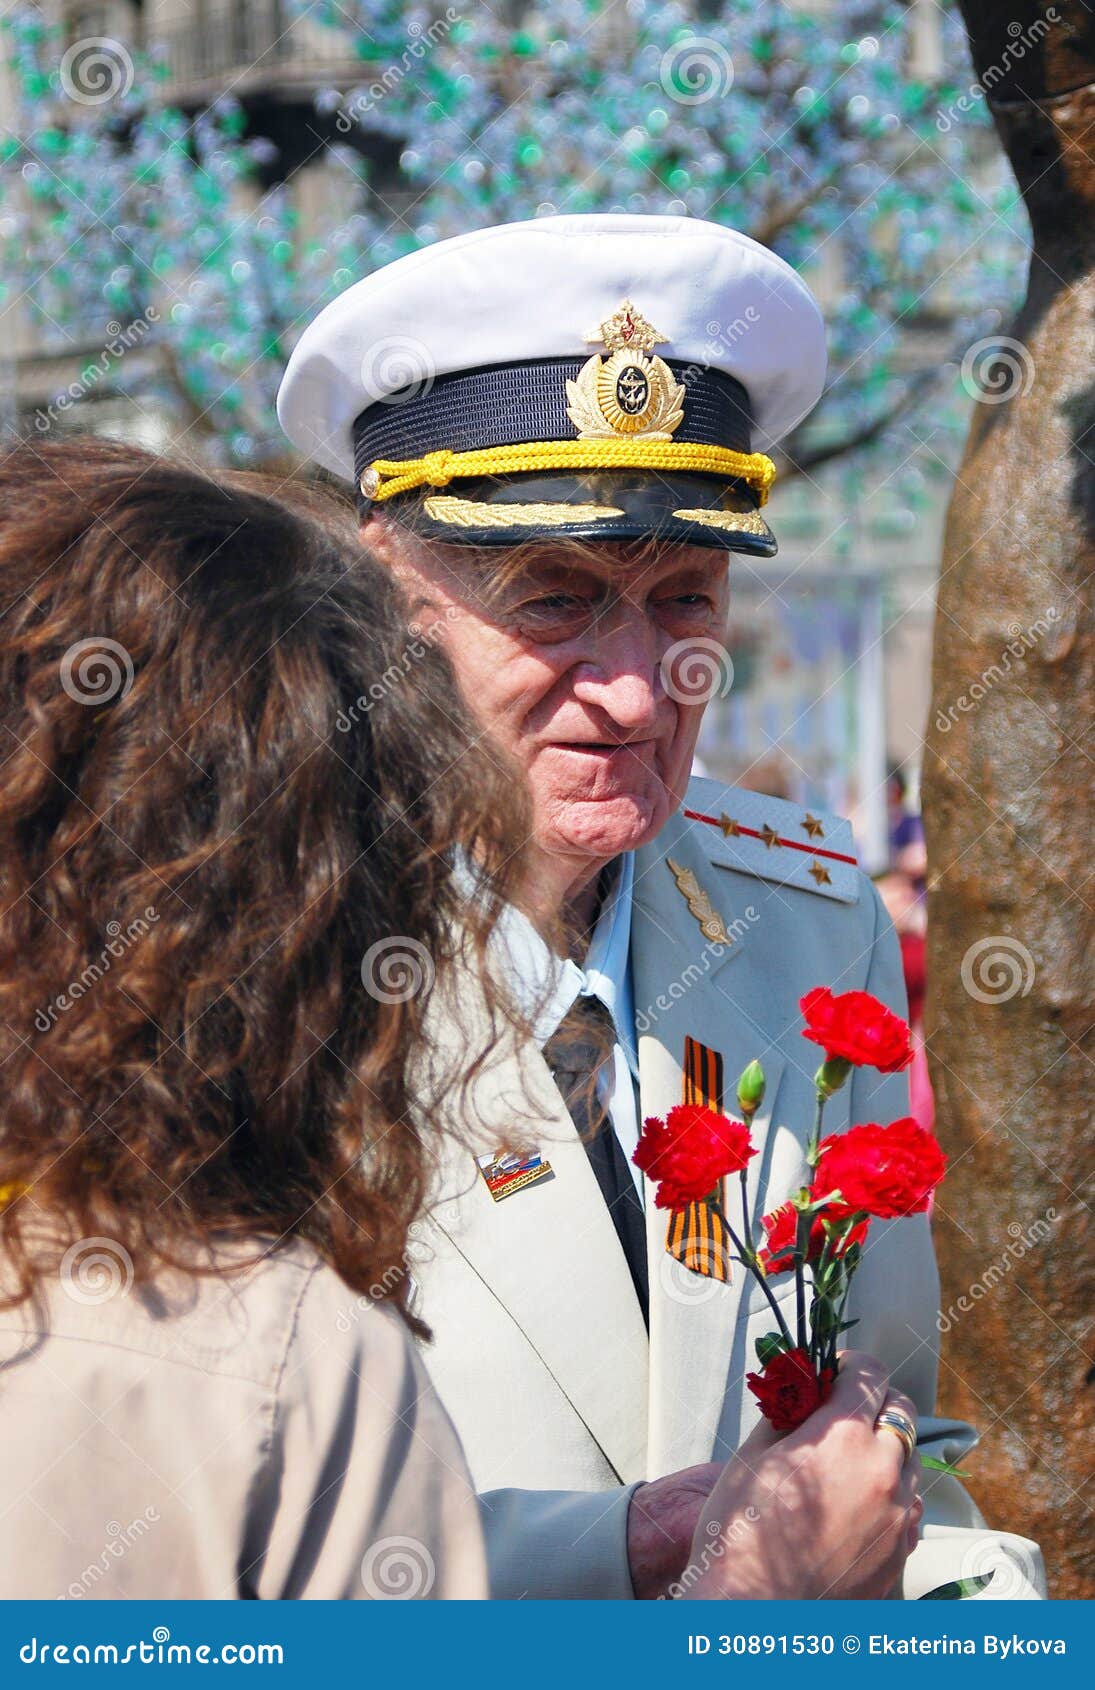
[682,809,858,866]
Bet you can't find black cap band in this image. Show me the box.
[352,357,753,490]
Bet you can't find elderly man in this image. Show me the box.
[278,214,1043,1601]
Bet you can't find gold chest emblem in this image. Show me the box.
[565,299,686,440]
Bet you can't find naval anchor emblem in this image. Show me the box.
[565,299,686,440]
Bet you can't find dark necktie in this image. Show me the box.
[543,995,649,1327]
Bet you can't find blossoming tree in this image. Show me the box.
[3,0,1025,502]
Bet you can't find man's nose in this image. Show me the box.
[569,617,664,733]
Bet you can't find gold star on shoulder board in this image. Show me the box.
[719,813,741,838]
[760,822,780,849]
[802,813,825,839]
[808,859,832,886]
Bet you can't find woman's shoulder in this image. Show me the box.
[0,1237,410,1395]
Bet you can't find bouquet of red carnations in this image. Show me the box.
[634,986,948,1438]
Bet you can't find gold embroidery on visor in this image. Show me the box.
[671,507,770,536]
[423,495,625,528]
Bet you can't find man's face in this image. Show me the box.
[365,518,731,877]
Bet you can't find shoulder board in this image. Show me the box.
[681,775,861,904]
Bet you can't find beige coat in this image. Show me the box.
[0,1241,486,1600]
[413,776,1046,1601]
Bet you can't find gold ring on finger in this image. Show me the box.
[874,1407,917,1463]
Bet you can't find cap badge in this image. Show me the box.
[565,298,686,441]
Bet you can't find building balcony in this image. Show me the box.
[152,1,359,104]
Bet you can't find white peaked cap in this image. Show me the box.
[277,214,827,556]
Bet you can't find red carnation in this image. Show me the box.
[633,1104,756,1212]
[812,1118,947,1220]
[746,1347,835,1431]
[757,1199,871,1276]
[800,986,913,1073]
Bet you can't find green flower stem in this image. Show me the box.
[807,1090,827,1167]
[738,1168,753,1257]
[829,1276,855,1375]
[793,1205,811,1352]
[813,1230,836,1291]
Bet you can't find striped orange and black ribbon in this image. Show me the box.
[664,1036,733,1280]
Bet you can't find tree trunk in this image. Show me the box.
[923,2,1094,1599]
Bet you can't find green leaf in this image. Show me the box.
[919,1454,972,1479]
[919,1573,994,1600]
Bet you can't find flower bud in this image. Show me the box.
[754,1331,788,1367]
[815,1055,852,1098]
[736,1058,766,1118]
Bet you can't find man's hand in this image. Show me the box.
[626,1461,725,1599]
[689,1352,923,1601]
[626,1353,924,1601]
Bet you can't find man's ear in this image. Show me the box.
[359,511,394,564]
[359,514,454,631]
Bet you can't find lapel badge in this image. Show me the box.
[476,1147,555,1203]
[565,299,685,440]
[666,857,732,947]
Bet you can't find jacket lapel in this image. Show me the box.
[632,816,788,1475]
[424,988,649,1485]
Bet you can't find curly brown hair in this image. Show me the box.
[0,437,528,1325]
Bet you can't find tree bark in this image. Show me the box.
[923,2,1094,1599]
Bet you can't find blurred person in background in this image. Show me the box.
[887,765,927,890]
[876,869,934,1137]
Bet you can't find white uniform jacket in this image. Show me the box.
[414,777,1045,1601]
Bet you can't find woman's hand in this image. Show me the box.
[684,1351,923,1600]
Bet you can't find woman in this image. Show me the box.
[0,438,521,1600]
[0,441,919,1601]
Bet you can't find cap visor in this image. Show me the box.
[383,470,777,556]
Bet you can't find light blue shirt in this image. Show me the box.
[495,854,643,1196]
